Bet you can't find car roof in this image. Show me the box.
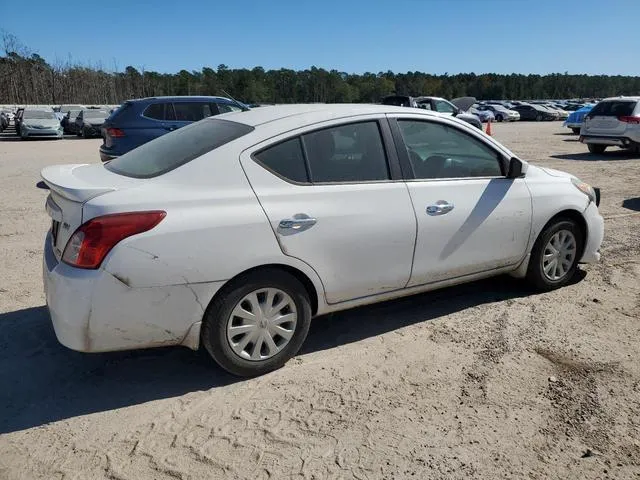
[600,96,640,102]
[127,96,233,104]
[212,103,445,127]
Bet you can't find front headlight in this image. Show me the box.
[571,177,596,204]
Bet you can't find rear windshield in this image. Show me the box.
[588,101,636,117]
[104,118,254,178]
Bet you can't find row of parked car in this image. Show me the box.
[379,95,591,127]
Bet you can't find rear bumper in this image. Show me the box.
[99,147,119,162]
[580,135,637,147]
[43,231,223,352]
[23,128,63,138]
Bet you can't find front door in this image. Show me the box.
[240,118,417,304]
[391,116,532,286]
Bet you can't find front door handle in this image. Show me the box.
[426,201,455,216]
[278,213,317,233]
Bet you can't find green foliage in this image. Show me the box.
[1,48,638,105]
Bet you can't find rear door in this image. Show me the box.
[240,117,417,304]
[583,100,638,136]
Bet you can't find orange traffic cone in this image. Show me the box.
[486,118,492,136]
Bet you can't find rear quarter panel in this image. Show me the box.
[84,142,326,304]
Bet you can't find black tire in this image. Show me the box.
[588,144,606,154]
[526,219,584,291]
[536,114,543,121]
[201,269,312,377]
[572,128,580,134]
[81,127,88,138]
[495,114,503,122]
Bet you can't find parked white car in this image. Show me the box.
[42,104,604,376]
[580,96,640,154]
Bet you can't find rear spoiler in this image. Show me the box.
[40,164,116,203]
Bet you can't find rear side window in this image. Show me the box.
[105,119,254,178]
[254,138,309,183]
[217,103,244,114]
[173,102,214,121]
[143,103,165,120]
[588,101,637,117]
[143,102,176,121]
[303,122,389,183]
[253,121,390,184]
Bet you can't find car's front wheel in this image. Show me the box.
[588,144,606,154]
[495,114,503,122]
[201,269,312,377]
[572,128,580,134]
[526,218,584,291]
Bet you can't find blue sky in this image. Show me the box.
[2,0,639,75]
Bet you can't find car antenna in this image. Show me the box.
[220,90,249,111]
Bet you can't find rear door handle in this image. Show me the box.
[426,201,455,216]
[278,213,317,233]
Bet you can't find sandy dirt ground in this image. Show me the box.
[0,122,639,480]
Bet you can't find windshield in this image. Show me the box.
[105,118,254,178]
[23,111,57,120]
[84,110,108,118]
[68,110,81,118]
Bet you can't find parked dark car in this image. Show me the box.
[509,104,556,121]
[61,109,82,134]
[75,109,110,138]
[381,95,482,129]
[13,108,25,134]
[99,96,249,161]
[0,111,8,132]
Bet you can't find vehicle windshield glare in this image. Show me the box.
[24,111,57,120]
[105,118,255,178]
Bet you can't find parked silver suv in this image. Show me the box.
[580,97,640,154]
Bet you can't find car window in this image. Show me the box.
[397,120,503,179]
[416,101,432,110]
[173,102,214,121]
[254,138,309,183]
[588,101,636,117]
[217,103,244,114]
[143,103,166,120]
[105,119,254,178]
[434,100,457,114]
[302,121,390,183]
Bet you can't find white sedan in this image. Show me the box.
[42,104,604,376]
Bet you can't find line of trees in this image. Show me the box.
[2,32,640,106]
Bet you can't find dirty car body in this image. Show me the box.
[42,104,604,376]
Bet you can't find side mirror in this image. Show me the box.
[507,157,524,178]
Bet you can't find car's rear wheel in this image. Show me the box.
[526,219,583,291]
[588,144,606,154]
[536,114,543,121]
[201,269,312,377]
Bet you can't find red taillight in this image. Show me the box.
[62,211,166,269]
[618,116,640,124]
[106,127,125,137]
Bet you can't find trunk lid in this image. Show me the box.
[583,100,637,136]
[41,163,140,259]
